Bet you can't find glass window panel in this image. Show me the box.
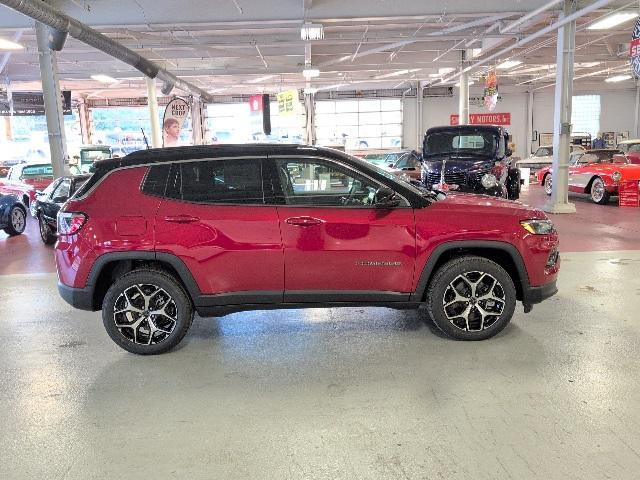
[359,100,381,112]
[315,101,336,114]
[335,100,359,113]
[359,111,382,125]
[380,99,401,111]
[381,124,402,136]
[335,113,359,126]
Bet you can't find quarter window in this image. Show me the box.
[275,159,381,207]
[169,159,264,204]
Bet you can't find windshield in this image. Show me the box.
[424,129,497,158]
[21,164,53,178]
[81,149,112,163]
[534,147,552,157]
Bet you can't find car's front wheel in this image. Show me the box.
[102,269,194,355]
[543,174,552,196]
[38,213,56,245]
[4,205,26,236]
[425,256,517,340]
[590,177,610,205]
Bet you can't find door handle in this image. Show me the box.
[285,216,324,227]
[164,215,200,224]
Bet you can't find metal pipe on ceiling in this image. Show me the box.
[0,0,214,101]
[500,0,564,33]
[437,0,618,85]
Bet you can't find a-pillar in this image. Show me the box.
[146,77,162,148]
[191,96,206,145]
[458,52,470,125]
[544,0,576,214]
[35,21,68,178]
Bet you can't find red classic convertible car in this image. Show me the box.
[536,149,640,204]
[0,163,55,208]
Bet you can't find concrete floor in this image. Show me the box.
[1,250,640,479]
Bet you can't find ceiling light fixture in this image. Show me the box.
[302,68,320,79]
[587,12,637,30]
[496,60,522,70]
[301,23,324,41]
[438,67,455,75]
[0,38,24,50]
[91,74,119,84]
[605,74,632,83]
[374,68,421,80]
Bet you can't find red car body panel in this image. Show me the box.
[0,176,53,205]
[536,162,640,194]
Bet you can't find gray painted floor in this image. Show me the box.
[1,250,639,479]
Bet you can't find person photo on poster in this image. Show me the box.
[163,118,181,147]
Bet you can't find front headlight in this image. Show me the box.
[521,219,555,235]
[481,173,498,189]
[612,171,622,182]
[398,173,411,183]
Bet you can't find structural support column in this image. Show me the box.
[458,51,470,125]
[146,77,162,148]
[416,81,424,149]
[78,97,92,145]
[35,21,67,178]
[544,0,576,214]
[191,96,206,145]
[0,116,11,142]
[304,91,316,145]
[526,90,534,156]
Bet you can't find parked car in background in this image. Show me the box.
[31,174,90,244]
[516,144,586,182]
[69,145,113,174]
[536,149,639,204]
[55,144,559,354]
[614,139,640,164]
[421,125,520,199]
[0,193,27,236]
[0,163,54,208]
[383,150,422,182]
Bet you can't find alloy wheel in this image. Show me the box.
[544,175,553,195]
[591,178,605,203]
[11,208,25,233]
[113,283,178,345]
[39,216,49,241]
[442,271,506,331]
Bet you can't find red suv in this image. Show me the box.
[56,145,560,354]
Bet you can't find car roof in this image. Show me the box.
[425,125,504,134]
[93,144,346,170]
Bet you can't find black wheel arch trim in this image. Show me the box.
[410,240,531,302]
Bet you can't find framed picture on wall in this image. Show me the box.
[539,133,554,146]
[616,131,630,145]
[603,132,616,148]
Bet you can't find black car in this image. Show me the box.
[31,174,90,244]
[421,125,520,199]
[0,193,27,236]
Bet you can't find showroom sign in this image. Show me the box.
[0,90,72,116]
[630,16,640,77]
[276,89,299,117]
[450,113,511,126]
[162,97,190,147]
[619,180,640,207]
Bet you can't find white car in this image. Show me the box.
[516,144,586,182]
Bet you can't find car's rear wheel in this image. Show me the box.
[38,213,56,245]
[425,256,517,340]
[102,269,194,355]
[4,205,26,236]
[543,174,552,196]
[590,177,610,205]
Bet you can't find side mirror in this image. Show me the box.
[374,187,401,208]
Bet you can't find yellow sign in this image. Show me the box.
[276,90,299,117]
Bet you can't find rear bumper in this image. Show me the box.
[522,280,557,305]
[58,281,96,311]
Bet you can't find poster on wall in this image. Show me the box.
[249,94,271,136]
[619,180,640,207]
[450,113,511,126]
[0,90,72,116]
[539,133,554,146]
[276,90,300,117]
[162,97,190,147]
[629,16,640,77]
[616,131,630,145]
[603,132,616,148]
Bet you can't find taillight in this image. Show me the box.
[57,212,87,236]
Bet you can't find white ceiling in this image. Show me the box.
[0,0,637,98]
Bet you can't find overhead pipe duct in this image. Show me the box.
[0,0,214,101]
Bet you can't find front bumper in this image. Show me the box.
[522,280,558,305]
[58,281,96,311]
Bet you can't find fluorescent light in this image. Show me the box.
[91,74,118,84]
[438,67,455,75]
[301,23,324,41]
[471,48,482,58]
[0,38,23,50]
[605,74,632,83]
[374,68,421,79]
[302,68,320,79]
[455,80,475,87]
[247,75,275,84]
[576,62,600,68]
[496,60,522,70]
[587,12,637,30]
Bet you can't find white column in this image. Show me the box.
[35,21,68,178]
[191,97,205,145]
[416,82,424,149]
[526,90,534,156]
[544,0,576,214]
[458,72,470,125]
[304,92,316,145]
[78,97,92,145]
[146,77,162,148]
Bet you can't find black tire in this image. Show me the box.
[543,174,552,196]
[507,168,521,200]
[102,269,194,355]
[425,256,517,341]
[38,213,56,245]
[589,176,610,205]
[3,204,26,236]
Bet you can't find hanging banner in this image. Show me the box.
[0,91,72,116]
[482,70,499,111]
[276,89,299,117]
[162,97,190,147]
[630,16,640,77]
[450,113,511,126]
[248,94,271,136]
